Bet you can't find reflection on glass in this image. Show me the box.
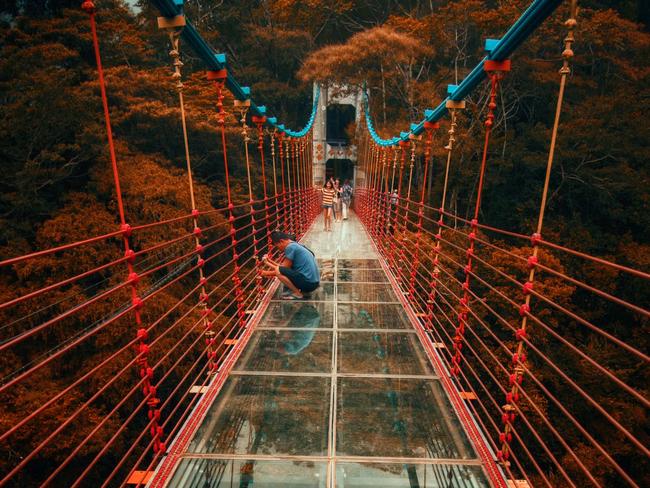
[337,378,476,459]
[169,457,328,488]
[336,462,423,487]
[337,303,411,329]
[235,329,332,373]
[189,375,330,456]
[317,258,336,269]
[335,462,490,488]
[338,332,434,376]
[424,464,491,488]
[337,283,398,303]
[338,259,382,269]
[261,302,334,329]
[320,266,336,282]
[337,268,388,282]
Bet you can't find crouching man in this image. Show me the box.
[261,231,320,300]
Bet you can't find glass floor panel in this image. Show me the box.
[337,268,388,282]
[338,332,435,376]
[169,458,328,488]
[337,283,399,303]
[188,375,330,456]
[165,215,496,487]
[337,303,411,330]
[335,462,490,488]
[336,378,476,459]
[259,302,334,329]
[234,330,332,373]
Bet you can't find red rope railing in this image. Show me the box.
[0,3,320,486]
[352,6,647,482]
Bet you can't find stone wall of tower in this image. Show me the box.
[311,83,363,187]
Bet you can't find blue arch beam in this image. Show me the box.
[152,0,318,137]
[365,0,563,146]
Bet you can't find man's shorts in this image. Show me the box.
[279,266,320,293]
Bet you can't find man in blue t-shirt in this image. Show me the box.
[261,231,320,300]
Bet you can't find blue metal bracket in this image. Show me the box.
[484,38,501,53]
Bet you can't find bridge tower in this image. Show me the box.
[311,82,363,187]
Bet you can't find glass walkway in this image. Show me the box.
[155,213,497,488]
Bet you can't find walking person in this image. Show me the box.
[261,231,320,300]
[388,189,399,235]
[332,178,341,222]
[341,179,353,220]
[319,180,337,231]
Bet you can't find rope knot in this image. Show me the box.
[81,0,95,13]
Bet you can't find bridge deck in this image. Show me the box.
[152,213,499,487]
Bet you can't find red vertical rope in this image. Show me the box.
[253,118,272,249]
[307,136,314,220]
[375,146,388,253]
[305,139,311,226]
[163,24,216,380]
[499,4,578,467]
[304,138,311,227]
[387,145,398,259]
[427,105,461,331]
[269,129,279,221]
[292,138,302,237]
[389,142,407,274]
[368,145,379,238]
[295,138,302,236]
[402,138,417,238]
[357,131,368,220]
[307,135,312,210]
[81,0,163,455]
[291,138,298,235]
[376,146,387,241]
[451,64,506,377]
[399,138,417,286]
[237,103,265,301]
[303,136,310,220]
[295,138,302,235]
[409,122,438,298]
[208,69,246,328]
[277,132,288,232]
[284,137,293,234]
[287,138,295,235]
[307,135,314,218]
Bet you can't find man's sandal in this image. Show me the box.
[281,293,303,301]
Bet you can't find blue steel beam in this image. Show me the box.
[151,0,318,136]
[365,0,563,146]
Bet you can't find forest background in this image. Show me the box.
[0,0,648,486]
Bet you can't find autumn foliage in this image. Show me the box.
[0,0,648,486]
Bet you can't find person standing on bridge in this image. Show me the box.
[262,231,320,300]
[319,180,337,231]
[341,179,353,220]
[333,178,343,223]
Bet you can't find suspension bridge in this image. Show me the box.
[0,0,647,487]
